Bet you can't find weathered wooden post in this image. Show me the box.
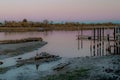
[81,26,83,49]
[93,28,96,56]
[78,36,80,50]
[107,34,110,54]
[97,28,99,56]
[102,28,104,55]
[77,26,80,50]
[114,27,116,54]
[99,28,102,56]
[90,30,92,56]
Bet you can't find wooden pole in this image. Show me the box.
[78,38,80,50]
[99,28,102,56]
[107,34,110,54]
[81,27,83,49]
[93,28,96,56]
[114,28,116,54]
[90,30,92,56]
[102,28,104,55]
[77,26,80,50]
[97,28,99,56]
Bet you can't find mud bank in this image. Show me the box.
[0,41,47,59]
[40,55,120,80]
[0,55,120,80]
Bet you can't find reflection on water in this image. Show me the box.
[36,64,39,70]
[0,30,113,57]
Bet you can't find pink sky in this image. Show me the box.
[0,0,120,23]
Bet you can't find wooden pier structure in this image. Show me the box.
[76,26,120,56]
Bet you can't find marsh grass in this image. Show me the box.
[40,68,90,80]
[0,67,8,74]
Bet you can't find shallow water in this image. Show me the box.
[0,30,114,80]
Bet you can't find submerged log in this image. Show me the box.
[0,37,43,44]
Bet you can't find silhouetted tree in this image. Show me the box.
[22,19,29,27]
[23,19,28,23]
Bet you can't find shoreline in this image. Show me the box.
[0,26,115,32]
[0,54,120,80]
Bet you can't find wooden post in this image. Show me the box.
[90,30,92,56]
[77,26,80,50]
[117,27,120,54]
[107,34,110,54]
[102,28,104,55]
[93,28,96,56]
[99,28,102,56]
[97,28,99,56]
[78,37,80,50]
[114,28,116,54]
[81,27,83,49]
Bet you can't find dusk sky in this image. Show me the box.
[0,0,120,23]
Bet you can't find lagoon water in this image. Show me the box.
[0,30,113,58]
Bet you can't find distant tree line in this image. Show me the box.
[0,19,119,30]
[1,19,50,27]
